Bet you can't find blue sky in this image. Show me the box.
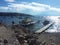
[0,0,60,16]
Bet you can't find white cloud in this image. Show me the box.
[5,0,15,2]
[0,7,9,10]
[0,7,9,12]
[50,7,60,12]
[8,2,60,13]
[0,2,60,15]
[31,2,50,8]
[8,2,49,12]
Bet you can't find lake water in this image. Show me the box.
[0,16,60,33]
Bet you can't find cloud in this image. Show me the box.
[31,2,50,8]
[0,7,8,10]
[7,2,49,13]
[0,2,60,15]
[50,7,60,12]
[0,6,9,11]
[10,2,49,11]
[5,0,15,2]
[0,7,9,12]
[8,2,60,12]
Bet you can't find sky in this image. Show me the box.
[0,0,60,16]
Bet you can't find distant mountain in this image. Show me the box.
[0,12,33,17]
[0,12,35,25]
